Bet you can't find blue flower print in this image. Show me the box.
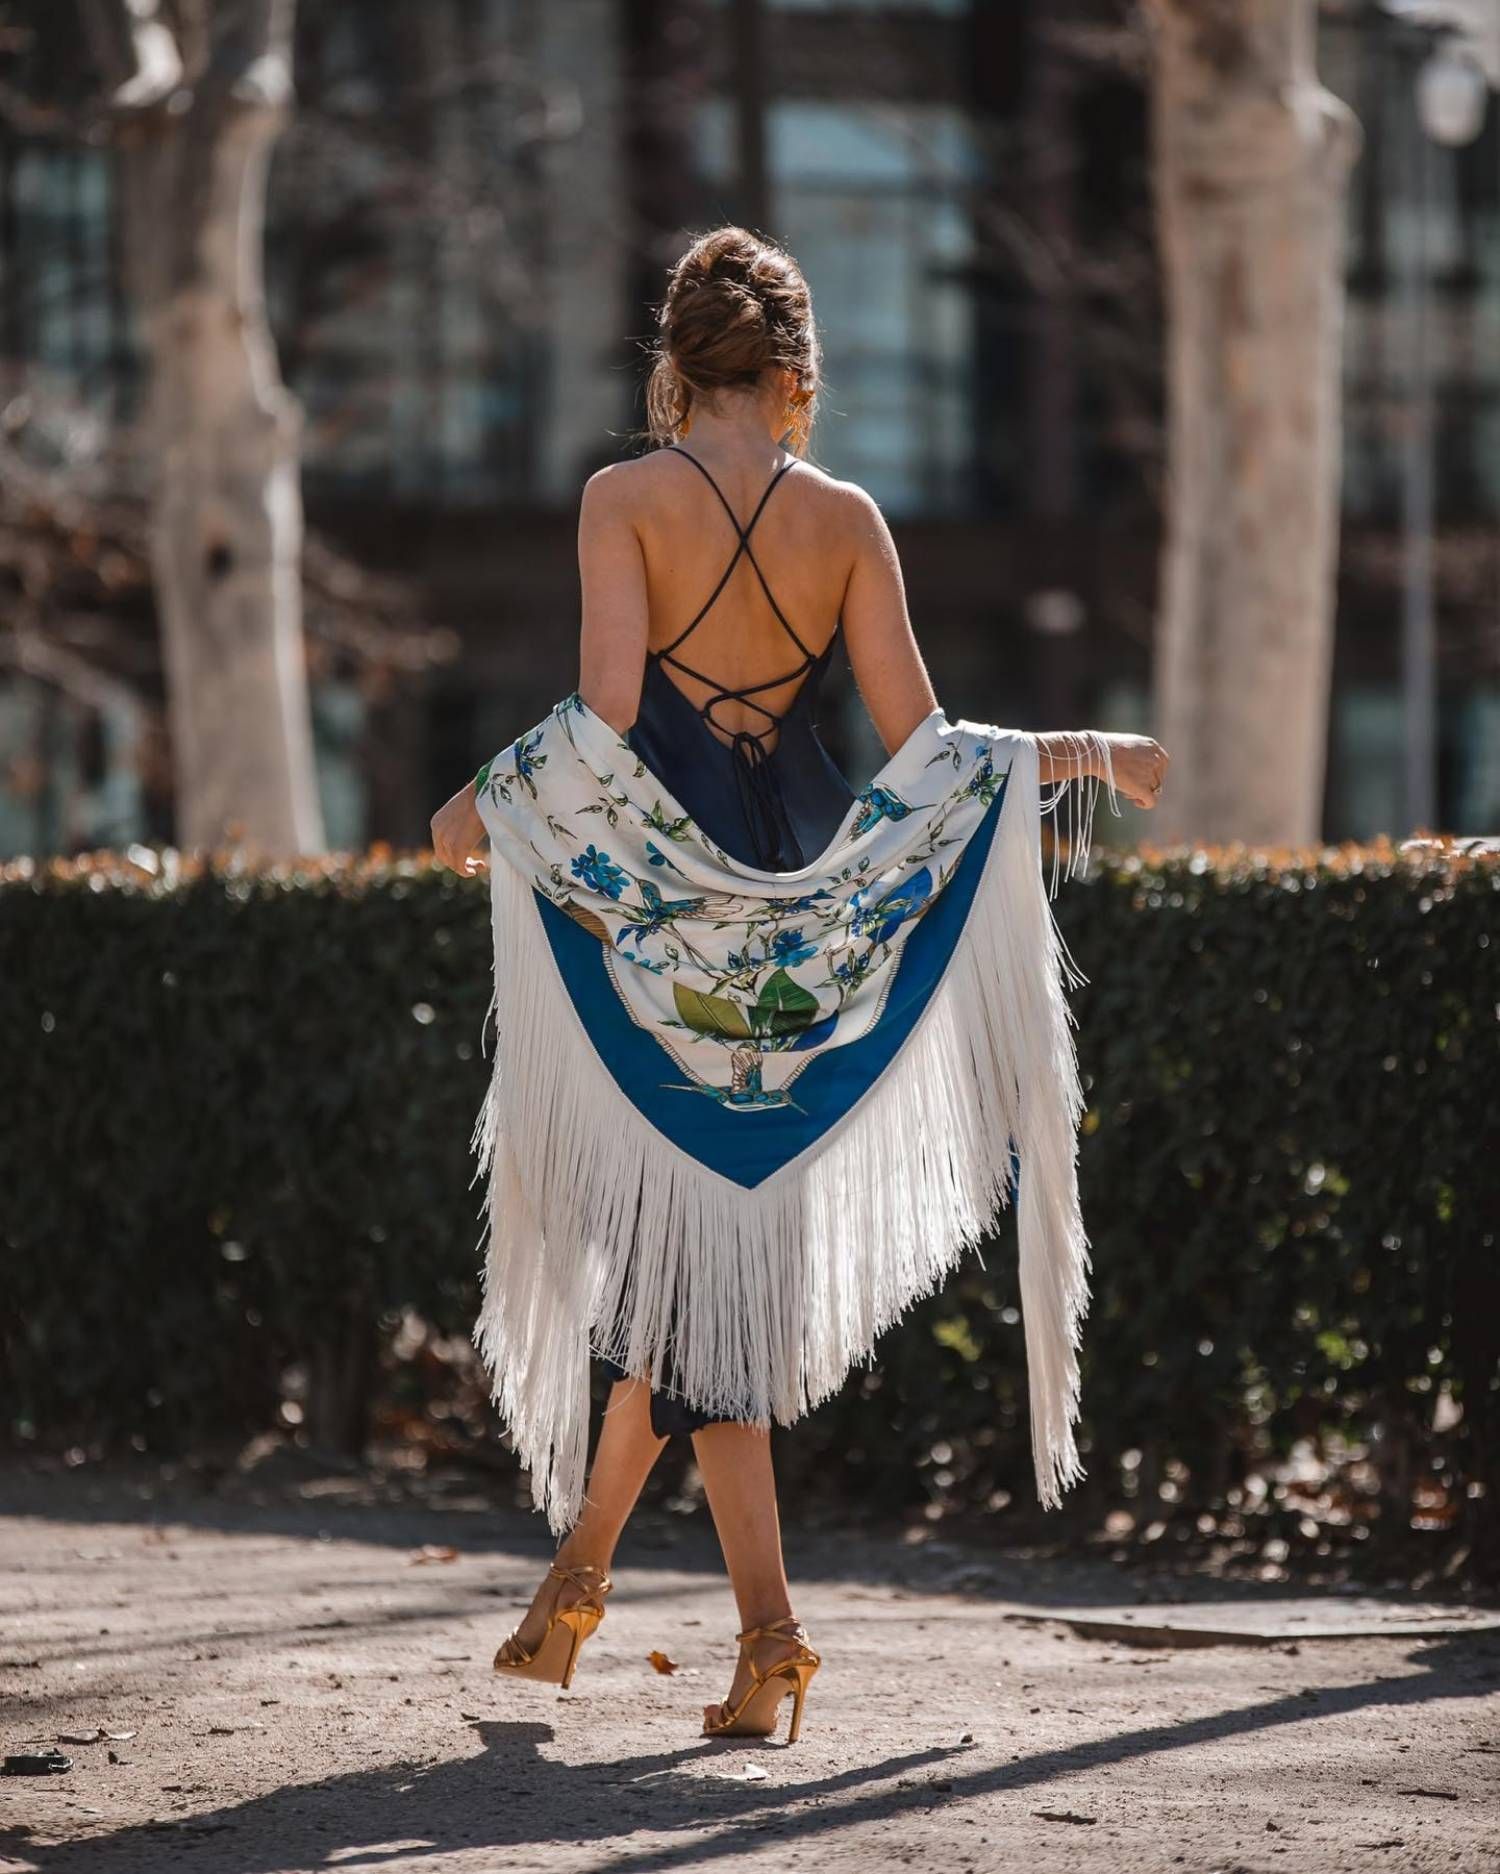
[961,753,1008,809]
[767,927,819,969]
[570,844,630,900]
[644,838,688,876]
[850,867,933,946]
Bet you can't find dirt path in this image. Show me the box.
[1,1462,1496,1873]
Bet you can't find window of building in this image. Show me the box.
[696,98,978,515]
[266,1,546,506]
[1327,12,1500,525]
[0,144,132,421]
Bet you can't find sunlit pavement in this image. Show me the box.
[1,1464,1496,1874]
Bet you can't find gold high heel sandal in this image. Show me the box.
[702,1615,820,1744]
[492,1562,613,1690]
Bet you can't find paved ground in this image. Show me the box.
[1,1460,1497,1874]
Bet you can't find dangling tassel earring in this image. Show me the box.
[782,389,810,456]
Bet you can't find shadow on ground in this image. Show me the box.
[2,1632,1494,1874]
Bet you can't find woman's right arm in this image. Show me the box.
[1037,730,1167,808]
[838,484,941,755]
[841,482,1167,808]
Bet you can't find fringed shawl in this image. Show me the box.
[469,694,1117,1532]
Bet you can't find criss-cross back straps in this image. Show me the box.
[655,444,821,744]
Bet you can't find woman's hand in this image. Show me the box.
[430,781,489,875]
[1102,733,1170,810]
[1036,731,1170,809]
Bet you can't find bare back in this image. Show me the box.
[633,447,847,752]
[578,443,940,760]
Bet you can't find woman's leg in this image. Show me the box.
[499,1376,668,1659]
[690,1420,800,1725]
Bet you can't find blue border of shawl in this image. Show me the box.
[533,778,1010,1192]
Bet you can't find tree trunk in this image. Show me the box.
[1148,0,1360,848]
[114,0,325,857]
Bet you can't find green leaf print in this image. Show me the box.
[644,801,694,844]
[672,983,753,1040]
[753,967,819,1036]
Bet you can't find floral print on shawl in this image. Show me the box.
[475,693,1012,1110]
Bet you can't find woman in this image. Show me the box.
[431,225,1168,1745]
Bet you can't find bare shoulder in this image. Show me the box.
[581,452,884,542]
[579,456,646,517]
[581,452,726,551]
[580,450,685,515]
[784,460,888,543]
[797,467,896,569]
[793,461,886,524]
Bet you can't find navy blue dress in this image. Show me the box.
[596,444,856,1437]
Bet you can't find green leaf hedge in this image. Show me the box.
[1,838,1494,1562]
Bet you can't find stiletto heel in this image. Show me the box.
[787,1663,811,1744]
[558,1613,587,1691]
[493,1562,613,1688]
[702,1614,820,1744]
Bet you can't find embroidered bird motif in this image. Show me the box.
[851,783,914,838]
[616,878,709,948]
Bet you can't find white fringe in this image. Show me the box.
[470,730,1118,1533]
[1037,726,1121,903]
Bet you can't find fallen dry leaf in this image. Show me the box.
[55,1727,133,1745]
[409,1545,459,1565]
[709,1763,769,1782]
[647,1651,679,1676]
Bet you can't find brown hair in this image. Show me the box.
[644,226,820,454]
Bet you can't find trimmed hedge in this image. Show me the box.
[1,838,1495,1565]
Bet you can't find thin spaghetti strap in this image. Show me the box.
[660,445,814,659]
[669,445,794,555]
[645,445,838,871]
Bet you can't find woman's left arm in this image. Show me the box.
[431,778,488,875]
[430,464,652,874]
[577,463,650,735]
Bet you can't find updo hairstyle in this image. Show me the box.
[644,226,819,454]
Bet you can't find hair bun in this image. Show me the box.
[645,226,820,449]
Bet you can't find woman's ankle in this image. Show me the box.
[738,1598,796,1636]
[553,1541,614,1580]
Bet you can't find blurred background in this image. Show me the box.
[0,0,1497,862]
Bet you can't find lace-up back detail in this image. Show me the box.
[653,445,823,753]
[627,443,852,875]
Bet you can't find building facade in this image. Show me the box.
[0,0,1496,856]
